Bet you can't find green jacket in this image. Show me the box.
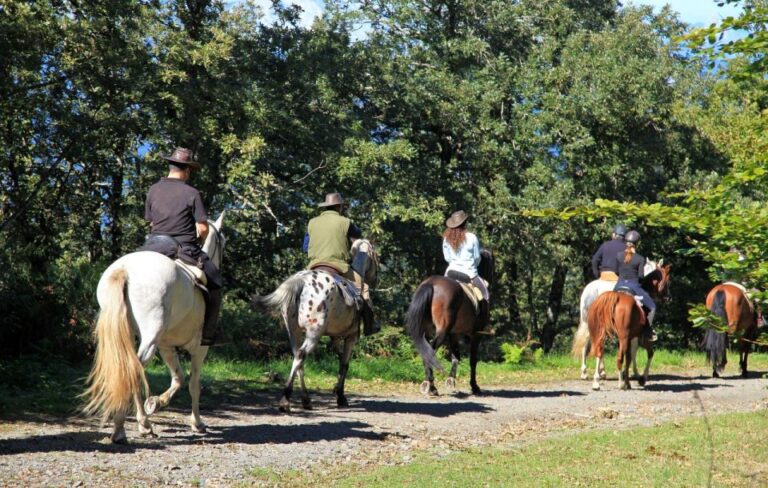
[308,210,352,273]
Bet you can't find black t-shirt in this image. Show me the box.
[615,252,645,281]
[591,239,626,277]
[145,178,208,246]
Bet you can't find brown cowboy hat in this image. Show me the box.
[446,210,469,228]
[318,192,344,208]
[163,147,201,169]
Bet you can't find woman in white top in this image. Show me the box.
[442,210,489,300]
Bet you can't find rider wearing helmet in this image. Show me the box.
[591,224,627,281]
[614,230,657,342]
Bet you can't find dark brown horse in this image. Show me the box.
[573,261,671,391]
[704,283,758,378]
[406,250,494,396]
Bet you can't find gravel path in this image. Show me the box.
[1,371,766,487]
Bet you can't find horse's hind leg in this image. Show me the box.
[641,345,654,387]
[333,336,357,408]
[617,339,631,390]
[630,338,640,381]
[281,336,319,412]
[188,345,209,432]
[134,392,156,437]
[420,332,446,396]
[145,346,184,415]
[469,333,481,395]
[592,355,603,391]
[445,335,461,390]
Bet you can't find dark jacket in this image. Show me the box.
[591,239,626,277]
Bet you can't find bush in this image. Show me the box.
[500,342,542,365]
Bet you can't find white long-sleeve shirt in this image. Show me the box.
[443,232,481,278]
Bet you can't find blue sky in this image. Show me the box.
[252,1,742,29]
[630,0,742,27]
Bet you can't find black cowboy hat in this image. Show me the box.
[318,192,344,208]
[163,147,201,170]
[446,210,469,228]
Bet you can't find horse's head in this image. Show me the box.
[202,211,226,270]
[643,258,671,302]
[350,238,378,288]
[479,248,495,291]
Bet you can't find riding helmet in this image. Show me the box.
[624,230,640,244]
[613,224,627,237]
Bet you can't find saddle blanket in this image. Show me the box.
[458,282,485,314]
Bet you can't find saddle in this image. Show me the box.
[310,265,363,310]
[458,281,486,315]
[139,234,207,290]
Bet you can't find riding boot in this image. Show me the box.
[476,300,494,335]
[644,308,657,343]
[201,288,223,346]
[361,300,379,335]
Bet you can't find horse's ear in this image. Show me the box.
[658,258,664,267]
[214,211,225,229]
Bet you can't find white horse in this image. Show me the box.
[572,259,664,382]
[82,213,225,444]
[253,239,378,412]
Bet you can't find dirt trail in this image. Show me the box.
[1,372,766,487]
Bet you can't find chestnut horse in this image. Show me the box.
[703,283,758,378]
[406,250,494,396]
[573,262,671,391]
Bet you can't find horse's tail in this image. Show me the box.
[252,273,305,320]
[586,292,620,357]
[571,320,591,359]
[704,289,728,367]
[406,282,445,373]
[82,268,149,423]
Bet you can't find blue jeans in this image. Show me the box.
[615,279,655,312]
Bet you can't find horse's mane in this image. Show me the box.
[479,249,494,288]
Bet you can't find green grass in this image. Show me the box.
[2,349,767,417]
[250,411,768,487]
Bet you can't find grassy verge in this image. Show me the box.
[2,349,767,417]
[252,411,768,487]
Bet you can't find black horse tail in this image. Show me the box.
[406,282,445,373]
[704,289,727,369]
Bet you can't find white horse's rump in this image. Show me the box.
[573,260,662,380]
[254,239,377,411]
[82,213,225,443]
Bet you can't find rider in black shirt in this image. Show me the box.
[591,224,626,280]
[144,147,222,346]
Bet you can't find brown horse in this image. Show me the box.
[704,283,758,378]
[573,261,671,391]
[406,250,494,396]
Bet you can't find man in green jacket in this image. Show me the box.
[306,192,375,333]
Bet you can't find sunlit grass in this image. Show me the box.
[248,411,768,487]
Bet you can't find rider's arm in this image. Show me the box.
[471,234,481,268]
[196,221,209,244]
[591,245,603,278]
[348,223,362,241]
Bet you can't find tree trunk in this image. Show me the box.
[540,265,568,352]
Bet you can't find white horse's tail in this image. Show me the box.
[252,272,306,319]
[571,319,591,359]
[82,268,149,422]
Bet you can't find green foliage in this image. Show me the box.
[500,342,543,365]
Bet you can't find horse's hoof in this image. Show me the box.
[191,423,207,434]
[445,377,456,389]
[110,428,128,444]
[336,396,349,408]
[139,430,158,438]
[620,383,631,391]
[592,382,601,391]
[637,377,646,387]
[278,398,291,413]
[580,373,588,380]
[302,398,313,410]
[471,386,482,396]
[599,373,607,380]
[144,397,159,415]
[419,381,431,395]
